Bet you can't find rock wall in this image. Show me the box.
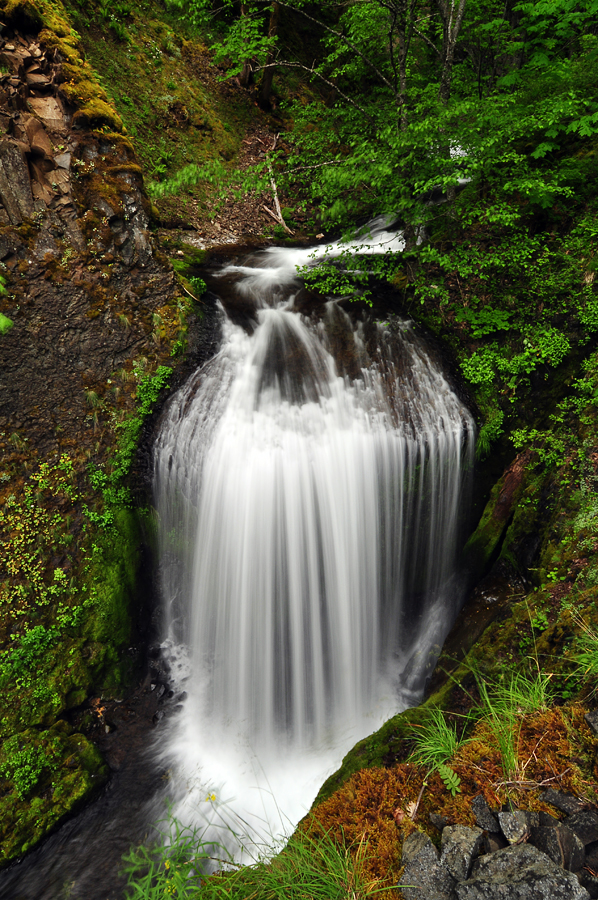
[0,3,206,865]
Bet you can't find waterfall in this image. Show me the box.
[153,224,475,849]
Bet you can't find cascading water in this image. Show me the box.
[153,222,475,851]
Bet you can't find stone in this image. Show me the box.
[584,710,598,736]
[567,812,598,846]
[27,96,67,132]
[0,138,33,223]
[577,871,598,900]
[455,844,591,899]
[539,811,561,827]
[472,795,500,833]
[25,72,49,86]
[54,151,70,169]
[483,832,509,853]
[441,825,484,881]
[399,830,457,900]
[430,813,450,831]
[529,824,585,871]
[585,840,598,870]
[540,789,585,816]
[498,810,530,844]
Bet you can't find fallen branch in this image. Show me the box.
[264,136,294,235]
[263,204,280,222]
[410,779,428,821]
[492,769,570,792]
[181,284,205,305]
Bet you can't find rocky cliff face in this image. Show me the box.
[0,3,207,865]
[0,19,178,452]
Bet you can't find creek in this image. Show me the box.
[0,224,476,897]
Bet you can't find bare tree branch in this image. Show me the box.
[277,0,398,101]
[254,60,376,124]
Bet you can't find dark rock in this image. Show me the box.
[0,137,33,222]
[567,812,598,847]
[539,811,561,827]
[530,824,585,871]
[430,813,450,831]
[399,830,457,900]
[472,795,500,833]
[483,832,509,854]
[541,790,585,816]
[498,810,530,844]
[441,825,484,881]
[578,871,598,900]
[456,844,591,899]
[584,710,598,736]
[585,840,598,871]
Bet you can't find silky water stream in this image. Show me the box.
[152,228,476,858]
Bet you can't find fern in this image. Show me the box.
[437,764,461,797]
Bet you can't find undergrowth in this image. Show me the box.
[123,817,386,900]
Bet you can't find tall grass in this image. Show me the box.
[409,707,467,770]
[123,816,385,900]
[474,666,553,782]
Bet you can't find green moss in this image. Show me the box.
[0,0,43,29]
[0,722,108,865]
[0,314,13,335]
[72,99,124,133]
[463,455,532,580]
[84,507,139,651]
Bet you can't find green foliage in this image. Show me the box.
[0,456,80,612]
[475,409,504,460]
[188,276,206,298]
[0,735,57,800]
[85,365,172,526]
[570,615,598,685]
[409,706,466,771]
[0,313,13,335]
[123,816,382,899]
[437,763,462,798]
[149,160,227,199]
[474,666,554,781]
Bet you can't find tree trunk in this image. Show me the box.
[435,0,467,105]
[239,4,254,88]
[258,2,280,110]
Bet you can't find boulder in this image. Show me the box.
[472,795,500,833]
[399,830,457,900]
[0,138,33,222]
[540,790,585,816]
[441,825,484,881]
[498,810,531,844]
[577,870,598,900]
[564,812,598,847]
[455,844,591,899]
[529,823,585,871]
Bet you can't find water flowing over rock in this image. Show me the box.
[153,229,475,845]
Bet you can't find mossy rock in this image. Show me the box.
[0,0,43,30]
[463,451,533,581]
[0,722,108,865]
[72,99,124,133]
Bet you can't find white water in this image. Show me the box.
[153,225,475,853]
